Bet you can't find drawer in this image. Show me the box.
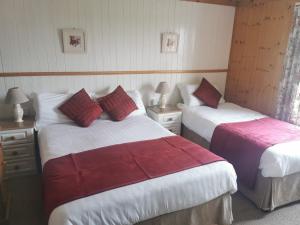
[1,129,33,146]
[5,158,36,176]
[160,113,181,123]
[3,143,34,160]
[164,124,181,135]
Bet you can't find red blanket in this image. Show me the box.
[210,118,300,188]
[43,136,223,218]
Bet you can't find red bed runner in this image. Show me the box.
[43,136,223,218]
[210,117,300,188]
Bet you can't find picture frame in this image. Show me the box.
[161,32,179,53]
[62,28,86,54]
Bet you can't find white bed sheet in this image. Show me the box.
[182,103,300,178]
[39,115,237,225]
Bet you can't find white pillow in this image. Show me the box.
[127,90,146,117]
[93,90,146,119]
[177,83,204,107]
[177,82,225,107]
[33,89,146,128]
[33,92,73,130]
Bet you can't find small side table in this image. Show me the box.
[147,105,182,135]
[0,118,36,179]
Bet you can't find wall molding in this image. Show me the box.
[182,0,237,6]
[0,69,228,77]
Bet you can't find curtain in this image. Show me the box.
[276,6,300,125]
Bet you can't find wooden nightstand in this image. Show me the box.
[147,105,182,135]
[0,118,37,179]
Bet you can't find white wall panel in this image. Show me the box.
[0,0,235,119]
[0,50,3,73]
[2,0,237,73]
[0,72,226,118]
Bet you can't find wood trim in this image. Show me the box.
[0,69,228,77]
[237,0,300,7]
[182,0,238,6]
[183,1,300,9]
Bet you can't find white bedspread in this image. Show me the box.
[39,115,237,225]
[182,103,300,178]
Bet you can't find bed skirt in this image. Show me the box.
[239,171,300,211]
[182,124,300,211]
[137,193,233,225]
[181,124,210,149]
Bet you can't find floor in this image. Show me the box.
[232,193,300,225]
[2,175,46,225]
[2,175,300,225]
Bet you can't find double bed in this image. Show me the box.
[181,102,300,211]
[35,91,237,225]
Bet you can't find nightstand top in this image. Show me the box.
[0,118,35,132]
[147,105,181,115]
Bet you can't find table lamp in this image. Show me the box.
[155,82,170,109]
[5,87,29,123]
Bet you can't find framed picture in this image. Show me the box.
[161,32,179,53]
[62,28,85,53]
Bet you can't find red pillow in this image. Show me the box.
[59,89,103,127]
[193,78,222,108]
[97,86,137,121]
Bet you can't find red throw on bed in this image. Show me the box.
[43,136,223,218]
[210,118,300,188]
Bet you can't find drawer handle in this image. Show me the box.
[14,165,20,170]
[6,136,16,141]
[12,151,18,156]
[167,118,174,122]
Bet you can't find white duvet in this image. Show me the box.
[182,102,300,178]
[39,115,237,225]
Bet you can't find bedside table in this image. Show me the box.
[147,105,182,135]
[0,118,37,179]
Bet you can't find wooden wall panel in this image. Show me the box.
[225,0,296,116]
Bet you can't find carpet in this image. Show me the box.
[3,175,300,225]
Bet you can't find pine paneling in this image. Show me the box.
[225,0,295,116]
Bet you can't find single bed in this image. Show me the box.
[181,102,300,211]
[36,91,237,225]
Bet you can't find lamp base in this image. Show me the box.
[13,104,24,123]
[159,94,167,109]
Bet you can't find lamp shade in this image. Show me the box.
[155,82,170,94]
[5,87,29,105]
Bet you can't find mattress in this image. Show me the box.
[39,115,237,225]
[182,102,300,178]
